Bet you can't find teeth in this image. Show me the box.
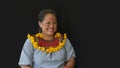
[49,29,54,31]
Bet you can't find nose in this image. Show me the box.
[50,23,54,28]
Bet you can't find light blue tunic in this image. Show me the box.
[18,38,76,68]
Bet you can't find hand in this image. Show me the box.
[64,66,68,68]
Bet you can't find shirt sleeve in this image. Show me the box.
[18,38,34,67]
[64,38,76,61]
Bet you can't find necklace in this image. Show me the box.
[27,32,67,53]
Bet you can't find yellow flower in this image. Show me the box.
[41,47,45,51]
[33,42,37,45]
[38,46,41,49]
[49,47,54,52]
[54,48,58,52]
[27,33,31,38]
[36,33,43,38]
[46,49,50,53]
[57,45,61,49]
[30,36,34,40]
[31,39,34,43]
[34,44,38,48]
[35,33,40,37]
[55,32,61,38]
[64,33,67,39]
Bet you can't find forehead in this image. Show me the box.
[44,14,56,20]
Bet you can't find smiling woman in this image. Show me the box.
[18,9,76,68]
[38,9,57,38]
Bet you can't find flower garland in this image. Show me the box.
[27,32,67,53]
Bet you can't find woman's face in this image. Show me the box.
[39,13,57,36]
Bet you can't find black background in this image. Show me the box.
[0,0,118,68]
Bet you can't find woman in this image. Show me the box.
[18,9,76,68]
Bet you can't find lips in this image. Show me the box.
[48,28,54,32]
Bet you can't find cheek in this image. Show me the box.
[43,26,48,30]
[54,25,57,30]
[54,24,57,28]
[41,25,48,30]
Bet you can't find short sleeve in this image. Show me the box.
[18,38,34,67]
[64,38,76,61]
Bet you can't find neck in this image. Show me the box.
[42,33,54,41]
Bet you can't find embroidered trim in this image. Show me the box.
[27,32,67,53]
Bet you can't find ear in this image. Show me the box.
[38,21,42,27]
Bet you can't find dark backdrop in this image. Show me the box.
[0,0,117,68]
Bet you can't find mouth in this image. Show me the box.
[48,28,54,32]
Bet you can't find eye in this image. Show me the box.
[46,22,50,24]
[53,22,57,24]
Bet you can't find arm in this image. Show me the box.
[64,38,76,68]
[18,39,34,68]
[64,58,75,68]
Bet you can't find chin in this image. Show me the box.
[47,32,55,36]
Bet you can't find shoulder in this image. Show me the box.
[55,32,67,42]
[26,33,39,44]
[27,33,41,39]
